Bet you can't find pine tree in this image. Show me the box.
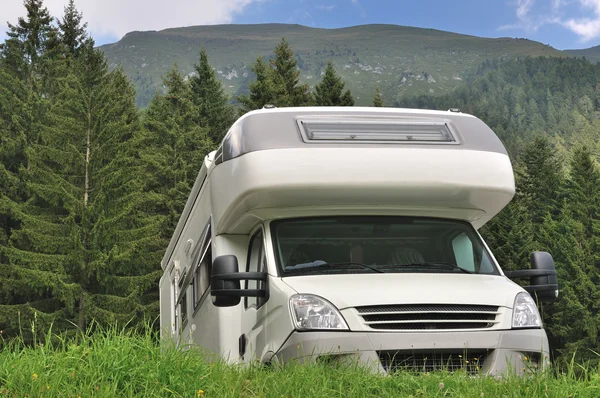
[520,136,563,227]
[537,206,599,363]
[0,40,161,337]
[4,0,54,68]
[373,86,384,107]
[314,61,353,106]
[57,0,88,58]
[269,38,312,107]
[237,56,277,113]
[189,49,235,143]
[141,65,214,232]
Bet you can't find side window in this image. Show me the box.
[194,242,212,308]
[172,277,178,334]
[192,222,212,309]
[245,229,266,309]
[177,268,189,327]
[451,233,476,272]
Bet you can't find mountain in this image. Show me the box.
[565,45,600,64]
[99,23,567,107]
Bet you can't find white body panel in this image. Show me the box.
[212,148,514,234]
[159,107,548,375]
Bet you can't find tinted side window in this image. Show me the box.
[245,229,266,309]
[194,243,212,308]
[192,222,212,310]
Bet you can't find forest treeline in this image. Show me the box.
[1,0,599,365]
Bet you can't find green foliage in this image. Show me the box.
[373,86,384,107]
[57,0,88,58]
[3,2,600,368]
[269,38,312,107]
[237,56,278,113]
[238,38,313,111]
[1,325,600,397]
[97,24,568,107]
[190,49,235,143]
[140,65,213,235]
[314,61,354,106]
[396,56,600,157]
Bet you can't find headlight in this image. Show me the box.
[289,294,348,331]
[512,292,542,328]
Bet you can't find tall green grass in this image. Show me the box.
[1,323,599,397]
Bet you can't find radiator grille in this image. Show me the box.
[356,304,500,331]
[379,350,489,374]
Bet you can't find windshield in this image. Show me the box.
[270,216,499,276]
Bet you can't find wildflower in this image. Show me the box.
[197,389,204,397]
[32,374,38,381]
[71,371,75,378]
[47,386,50,390]
[439,382,444,389]
[523,356,528,361]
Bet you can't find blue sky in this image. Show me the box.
[2,0,600,50]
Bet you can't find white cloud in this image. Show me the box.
[1,0,261,42]
[502,0,600,42]
[561,0,600,41]
[499,0,555,31]
[350,0,366,18]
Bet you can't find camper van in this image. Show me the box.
[159,106,559,375]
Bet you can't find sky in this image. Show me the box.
[1,0,600,50]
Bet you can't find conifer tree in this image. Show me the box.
[4,0,54,68]
[57,0,88,58]
[314,61,354,106]
[189,49,235,143]
[373,86,384,107]
[0,39,161,336]
[141,65,213,232]
[237,38,312,110]
[237,56,277,113]
[269,38,312,107]
[520,136,563,227]
[537,206,599,363]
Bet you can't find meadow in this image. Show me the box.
[1,324,599,397]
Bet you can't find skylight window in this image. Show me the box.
[297,119,458,144]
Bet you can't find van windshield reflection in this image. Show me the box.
[270,217,499,276]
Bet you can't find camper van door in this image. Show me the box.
[239,228,269,363]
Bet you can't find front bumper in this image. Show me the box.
[273,329,550,376]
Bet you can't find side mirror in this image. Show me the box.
[210,255,269,307]
[504,251,559,303]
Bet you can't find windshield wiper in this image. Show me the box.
[326,262,385,274]
[398,262,475,274]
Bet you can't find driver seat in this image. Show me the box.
[389,246,425,265]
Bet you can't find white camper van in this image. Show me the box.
[159,106,559,376]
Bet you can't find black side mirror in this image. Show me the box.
[210,255,269,307]
[504,251,559,302]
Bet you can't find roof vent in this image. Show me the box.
[448,108,461,113]
[263,104,276,109]
[297,118,459,144]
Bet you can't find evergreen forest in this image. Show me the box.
[2,0,600,367]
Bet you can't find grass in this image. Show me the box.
[1,324,599,397]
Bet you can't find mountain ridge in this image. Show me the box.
[98,23,583,107]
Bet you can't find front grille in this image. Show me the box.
[356,304,500,331]
[379,350,489,374]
